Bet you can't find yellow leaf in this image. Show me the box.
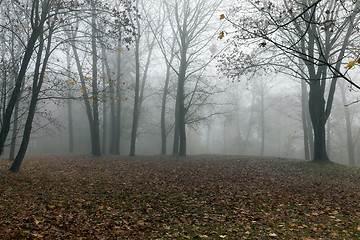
[220,14,225,20]
[218,31,225,40]
[345,61,355,69]
[98,205,104,210]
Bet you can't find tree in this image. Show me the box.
[10,1,58,171]
[222,0,360,163]
[164,0,222,156]
[0,0,52,156]
[67,0,134,156]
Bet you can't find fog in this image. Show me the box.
[1,0,360,169]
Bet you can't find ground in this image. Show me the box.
[0,155,360,239]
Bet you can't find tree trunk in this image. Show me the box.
[66,48,74,154]
[114,39,122,155]
[10,24,52,172]
[177,43,188,156]
[101,60,107,155]
[308,82,329,163]
[9,62,21,161]
[160,50,174,155]
[242,94,255,154]
[172,99,180,156]
[339,81,355,165]
[301,80,311,160]
[90,5,101,156]
[260,83,265,156]
[160,69,170,155]
[129,24,141,157]
[100,44,116,154]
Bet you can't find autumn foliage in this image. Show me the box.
[0,155,360,239]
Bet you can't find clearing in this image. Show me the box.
[0,155,360,239]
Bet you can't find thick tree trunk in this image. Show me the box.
[308,82,329,163]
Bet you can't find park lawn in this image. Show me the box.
[0,154,360,239]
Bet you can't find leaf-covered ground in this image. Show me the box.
[1,155,360,239]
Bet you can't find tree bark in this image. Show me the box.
[101,59,107,155]
[114,39,122,155]
[339,81,355,165]
[66,47,74,154]
[301,79,312,160]
[308,82,329,163]
[90,5,101,156]
[161,62,171,155]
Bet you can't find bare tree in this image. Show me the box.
[222,0,360,163]
[165,0,222,156]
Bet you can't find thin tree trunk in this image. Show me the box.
[129,21,141,156]
[114,39,122,155]
[91,4,101,156]
[242,94,255,153]
[177,46,187,156]
[9,49,20,161]
[339,81,355,165]
[69,26,96,156]
[260,83,265,156]
[160,47,175,155]
[66,47,74,154]
[301,80,311,160]
[10,24,52,172]
[101,59,107,155]
[100,44,115,154]
[172,99,179,156]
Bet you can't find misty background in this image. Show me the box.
[1,0,360,168]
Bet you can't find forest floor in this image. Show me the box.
[0,155,360,239]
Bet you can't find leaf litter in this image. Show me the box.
[0,155,360,239]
